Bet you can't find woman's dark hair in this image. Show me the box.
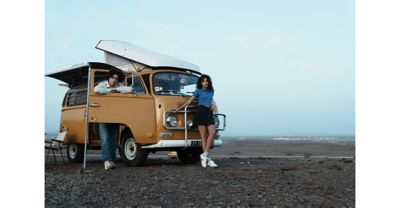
[196,74,214,91]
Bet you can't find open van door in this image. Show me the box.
[87,67,157,144]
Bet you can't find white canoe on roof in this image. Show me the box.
[95,40,200,73]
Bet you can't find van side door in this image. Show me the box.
[88,69,157,144]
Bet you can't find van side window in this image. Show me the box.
[127,76,146,94]
[94,71,109,86]
[141,74,151,95]
[65,84,87,106]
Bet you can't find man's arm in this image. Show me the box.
[116,86,133,94]
[94,81,110,94]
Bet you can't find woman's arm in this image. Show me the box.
[174,96,195,113]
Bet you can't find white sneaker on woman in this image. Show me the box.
[200,153,208,168]
[207,158,218,168]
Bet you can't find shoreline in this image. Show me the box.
[46,139,355,161]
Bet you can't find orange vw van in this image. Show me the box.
[46,40,226,166]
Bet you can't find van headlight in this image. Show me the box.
[166,115,177,127]
[214,116,220,128]
[187,120,193,128]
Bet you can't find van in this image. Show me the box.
[46,40,226,166]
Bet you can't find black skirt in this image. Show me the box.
[194,105,215,126]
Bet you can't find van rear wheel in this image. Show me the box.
[66,143,84,163]
[177,148,202,164]
[120,132,148,166]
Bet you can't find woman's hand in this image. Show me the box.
[174,96,195,114]
[172,106,182,114]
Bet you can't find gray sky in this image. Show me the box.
[45,0,354,136]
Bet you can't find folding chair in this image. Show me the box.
[45,132,67,164]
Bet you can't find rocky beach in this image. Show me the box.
[45,138,355,207]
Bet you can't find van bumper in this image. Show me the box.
[141,139,222,149]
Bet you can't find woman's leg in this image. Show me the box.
[204,125,218,167]
[198,125,209,167]
[198,125,207,152]
[205,125,216,152]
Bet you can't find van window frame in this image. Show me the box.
[141,74,152,95]
[90,69,151,97]
[64,83,88,107]
[126,74,147,95]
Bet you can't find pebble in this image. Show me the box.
[280,164,298,171]
[345,188,353,192]
[327,164,342,170]
[343,159,353,163]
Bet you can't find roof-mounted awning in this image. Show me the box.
[95,40,200,73]
[45,62,123,85]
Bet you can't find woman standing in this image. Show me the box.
[175,74,218,168]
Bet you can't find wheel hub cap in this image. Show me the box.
[125,138,137,160]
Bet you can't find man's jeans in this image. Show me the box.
[99,123,119,161]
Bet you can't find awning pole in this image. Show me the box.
[83,64,92,170]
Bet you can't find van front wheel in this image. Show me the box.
[66,143,84,163]
[120,132,148,166]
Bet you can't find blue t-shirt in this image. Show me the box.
[193,88,214,106]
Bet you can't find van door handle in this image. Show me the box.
[90,103,101,107]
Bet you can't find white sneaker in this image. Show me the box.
[207,158,218,168]
[104,160,116,170]
[200,153,208,168]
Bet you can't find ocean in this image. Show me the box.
[45,132,355,144]
[221,136,355,144]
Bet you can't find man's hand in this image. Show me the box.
[109,88,118,93]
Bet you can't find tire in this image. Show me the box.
[120,132,149,166]
[177,148,202,164]
[66,143,84,163]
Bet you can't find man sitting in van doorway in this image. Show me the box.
[94,70,131,170]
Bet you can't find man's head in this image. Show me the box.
[107,70,120,87]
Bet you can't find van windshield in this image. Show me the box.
[153,72,199,96]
